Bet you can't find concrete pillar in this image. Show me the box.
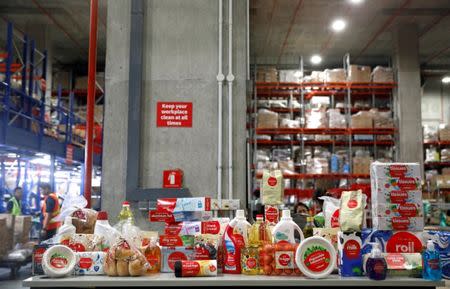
[392,23,423,166]
[102,0,248,228]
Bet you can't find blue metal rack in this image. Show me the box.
[0,22,102,212]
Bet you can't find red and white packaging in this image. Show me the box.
[163,169,183,188]
[264,205,279,225]
[159,235,185,247]
[157,197,211,212]
[164,221,223,236]
[373,217,424,231]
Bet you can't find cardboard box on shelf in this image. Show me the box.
[353,156,372,174]
[351,111,373,128]
[14,215,32,244]
[348,65,371,83]
[371,66,394,83]
[0,214,14,256]
[324,69,346,83]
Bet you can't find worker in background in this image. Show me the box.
[40,183,61,240]
[7,187,23,216]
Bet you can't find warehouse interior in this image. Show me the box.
[0,0,449,287]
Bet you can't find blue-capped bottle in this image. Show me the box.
[422,240,442,281]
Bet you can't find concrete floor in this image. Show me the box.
[0,263,31,289]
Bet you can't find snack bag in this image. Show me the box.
[319,197,340,228]
[104,238,149,276]
[339,190,365,232]
[261,169,283,205]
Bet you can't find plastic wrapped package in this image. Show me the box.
[57,194,98,234]
[327,109,346,128]
[280,118,301,128]
[351,111,373,128]
[279,70,301,82]
[441,149,450,161]
[372,66,394,83]
[256,150,270,162]
[315,134,331,141]
[274,135,292,141]
[439,124,450,141]
[272,148,291,161]
[257,100,270,109]
[424,125,438,142]
[291,99,301,109]
[425,147,440,162]
[306,157,330,174]
[306,108,328,128]
[270,100,288,108]
[310,96,330,109]
[324,69,346,83]
[347,65,371,82]
[279,160,295,175]
[104,238,149,276]
[256,161,275,175]
[257,109,279,129]
[352,150,372,174]
[257,67,278,82]
[256,134,271,140]
[310,71,325,83]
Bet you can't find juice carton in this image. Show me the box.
[337,231,363,277]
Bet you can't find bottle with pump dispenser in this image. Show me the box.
[222,210,251,274]
[365,242,387,281]
[272,209,304,244]
[423,239,442,281]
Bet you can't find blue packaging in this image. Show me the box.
[361,229,392,255]
[331,154,339,173]
[423,230,450,280]
[441,252,450,279]
[338,231,363,276]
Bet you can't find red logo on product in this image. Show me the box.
[265,206,279,224]
[268,177,277,187]
[347,199,358,209]
[69,243,86,252]
[398,203,418,217]
[34,248,46,263]
[164,223,183,235]
[181,261,201,276]
[389,191,409,204]
[428,259,440,270]
[386,232,422,253]
[163,169,183,188]
[331,209,340,228]
[246,257,257,269]
[79,257,93,269]
[304,250,331,272]
[50,256,68,269]
[66,144,73,165]
[149,210,175,223]
[159,235,184,247]
[156,102,192,127]
[385,254,406,269]
[202,221,220,235]
[278,253,291,266]
[391,217,411,230]
[389,165,407,177]
[344,240,361,259]
[168,251,188,270]
[395,178,417,191]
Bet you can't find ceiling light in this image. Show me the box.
[442,76,450,84]
[331,19,346,32]
[349,0,364,4]
[310,55,322,65]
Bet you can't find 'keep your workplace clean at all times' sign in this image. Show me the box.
[156,101,193,127]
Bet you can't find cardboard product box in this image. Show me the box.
[0,218,8,257]
[361,229,423,255]
[348,65,371,83]
[439,127,450,141]
[324,68,346,83]
[337,231,363,277]
[372,216,424,232]
[373,202,424,218]
[371,66,394,83]
[32,244,56,275]
[14,215,32,244]
[351,112,373,128]
[0,214,14,254]
[352,157,372,175]
[370,162,421,180]
[161,246,195,273]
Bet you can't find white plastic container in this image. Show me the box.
[272,209,304,243]
[42,245,76,278]
[295,236,336,279]
[94,211,120,251]
[57,216,76,243]
[222,209,251,274]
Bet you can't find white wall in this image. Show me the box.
[422,76,450,127]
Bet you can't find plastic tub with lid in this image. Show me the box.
[42,245,76,278]
[295,236,336,279]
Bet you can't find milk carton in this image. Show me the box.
[338,231,363,276]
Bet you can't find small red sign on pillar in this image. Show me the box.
[66,145,73,165]
[163,169,183,188]
[156,102,192,127]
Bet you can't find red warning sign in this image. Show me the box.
[156,102,192,127]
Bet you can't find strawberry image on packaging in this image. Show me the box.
[373,190,422,205]
[156,197,211,212]
[371,162,421,179]
[373,203,424,218]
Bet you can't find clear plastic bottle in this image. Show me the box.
[241,246,259,275]
[118,201,134,224]
[422,240,442,281]
[248,214,272,247]
[57,216,76,243]
[303,216,315,239]
[94,211,120,251]
[144,237,161,274]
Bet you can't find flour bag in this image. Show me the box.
[339,190,365,232]
[261,169,283,205]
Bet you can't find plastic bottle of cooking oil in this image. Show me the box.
[241,245,259,275]
[248,214,272,246]
[118,201,134,224]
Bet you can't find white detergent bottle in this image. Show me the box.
[57,216,76,242]
[272,209,304,244]
[222,209,251,274]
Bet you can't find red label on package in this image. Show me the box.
[398,203,418,217]
[389,191,409,204]
[386,232,422,253]
[395,178,418,191]
[388,165,407,178]
[156,102,192,127]
[268,177,277,187]
[246,257,257,269]
[34,247,46,264]
[265,205,279,224]
[159,235,184,247]
[149,210,175,223]
[181,261,201,276]
[202,221,220,234]
[157,198,178,212]
[168,251,188,270]
[385,254,406,269]
[428,259,440,270]
[347,199,358,209]
[344,240,361,259]
[50,255,68,269]
[164,223,183,235]
[391,217,411,230]
[79,257,93,269]
[331,209,340,228]
[304,250,331,272]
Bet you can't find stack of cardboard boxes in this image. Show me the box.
[0,214,32,257]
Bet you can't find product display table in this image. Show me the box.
[23,274,445,288]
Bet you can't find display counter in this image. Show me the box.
[23,274,445,288]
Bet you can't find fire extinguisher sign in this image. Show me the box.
[156,102,192,127]
[163,170,183,188]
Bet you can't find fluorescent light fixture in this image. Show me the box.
[442,76,450,84]
[349,0,364,4]
[331,19,346,32]
[310,54,322,65]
